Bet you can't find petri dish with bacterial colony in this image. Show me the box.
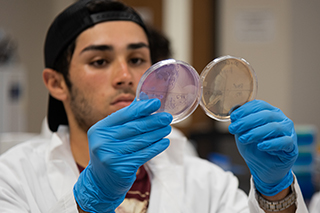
[136,56,258,123]
[199,55,258,122]
[136,59,202,124]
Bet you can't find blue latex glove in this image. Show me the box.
[73,98,172,213]
[228,100,298,196]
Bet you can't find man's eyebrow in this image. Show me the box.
[80,42,149,54]
[80,45,113,54]
[127,42,149,50]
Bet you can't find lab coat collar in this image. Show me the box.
[46,125,79,200]
[46,125,188,210]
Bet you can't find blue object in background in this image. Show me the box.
[208,152,247,175]
[208,152,232,171]
[293,125,318,202]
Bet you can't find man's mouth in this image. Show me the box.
[111,95,135,108]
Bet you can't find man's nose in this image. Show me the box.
[112,59,133,88]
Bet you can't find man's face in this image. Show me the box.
[67,21,151,131]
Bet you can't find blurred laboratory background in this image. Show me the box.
[0,0,319,205]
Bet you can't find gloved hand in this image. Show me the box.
[228,100,298,196]
[73,98,172,213]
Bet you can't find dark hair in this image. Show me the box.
[53,41,75,89]
[148,25,172,63]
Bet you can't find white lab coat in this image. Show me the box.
[309,191,320,213]
[0,125,308,212]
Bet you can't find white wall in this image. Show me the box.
[218,0,292,114]
[0,0,74,133]
[291,1,320,137]
[218,0,320,140]
[163,0,192,64]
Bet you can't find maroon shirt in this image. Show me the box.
[77,164,151,212]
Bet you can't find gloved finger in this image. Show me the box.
[257,135,296,153]
[105,138,171,168]
[230,100,278,122]
[132,138,170,163]
[229,109,287,134]
[94,98,162,128]
[236,119,293,144]
[108,112,172,139]
[102,126,172,154]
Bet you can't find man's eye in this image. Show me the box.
[130,58,144,65]
[90,59,107,67]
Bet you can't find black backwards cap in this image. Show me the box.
[44,0,148,132]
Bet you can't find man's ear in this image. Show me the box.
[42,68,68,101]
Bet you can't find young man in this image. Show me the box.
[0,0,308,212]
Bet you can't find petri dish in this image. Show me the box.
[199,55,258,121]
[136,59,202,124]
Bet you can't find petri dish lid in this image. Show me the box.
[136,59,202,124]
[199,55,258,122]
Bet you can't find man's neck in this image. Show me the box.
[69,126,90,168]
